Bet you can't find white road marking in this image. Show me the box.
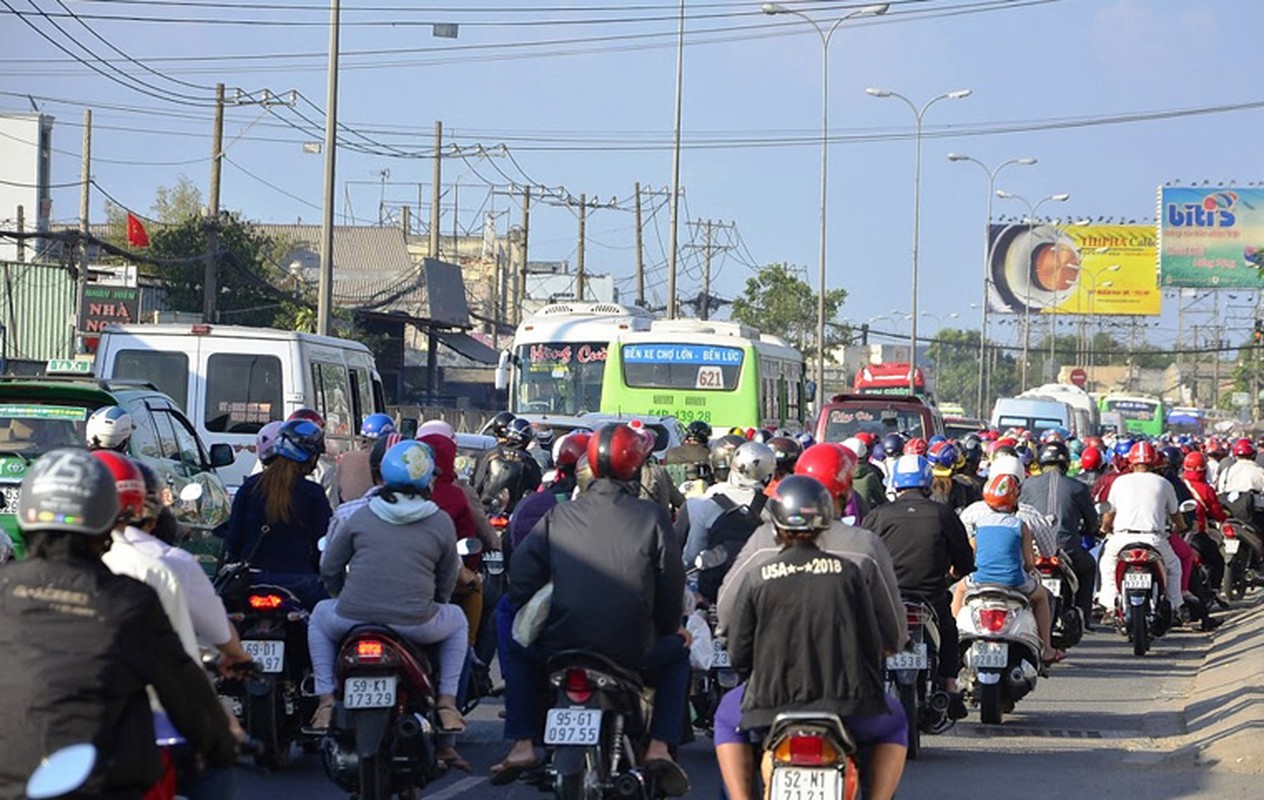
[425,776,489,800]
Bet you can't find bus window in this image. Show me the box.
[622,344,742,391]
[205,354,283,434]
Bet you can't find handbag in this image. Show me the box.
[511,581,554,647]
[212,524,269,609]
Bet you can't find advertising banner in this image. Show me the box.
[987,223,1159,316]
[1159,187,1264,288]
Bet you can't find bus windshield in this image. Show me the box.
[514,342,608,416]
[823,402,930,441]
[1105,399,1159,422]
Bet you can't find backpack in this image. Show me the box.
[696,491,768,603]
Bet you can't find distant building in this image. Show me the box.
[0,113,54,263]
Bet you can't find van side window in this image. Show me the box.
[205,354,283,434]
[311,361,353,438]
[349,367,373,430]
[113,350,189,410]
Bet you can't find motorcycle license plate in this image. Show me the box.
[885,643,928,671]
[544,708,602,745]
[971,641,1008,669]
[1225,538,1241,555]
[711,643,732,669]
[770,767,843,800]
[1041,577,1062,595]
[484,550,505,575]
[242,640,284,674]
[343,676,397,709]
[1123,572,1153,590]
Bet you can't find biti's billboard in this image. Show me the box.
[1159,187,1264,288]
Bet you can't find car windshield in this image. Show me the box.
[0,402,92,458]
[823,403,928,441]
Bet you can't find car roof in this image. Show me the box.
[0,376,175,409]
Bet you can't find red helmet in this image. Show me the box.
[91,450,146,523]
[1079,446,1104,472]
[588,424,653,481]
[854,431,878,449]
[1183,451,1208,477]
[1084,436,1105,452]
[1127,441,1158,468]
[288,407,326,429]
[1206,438,1227,458]
[1232,438,1256,458]
[983,473,1020,512]
[904,437,929,456]
[794,443,857,499]
[553,431,592,470]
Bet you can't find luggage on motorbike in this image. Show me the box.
[696,492,767,603]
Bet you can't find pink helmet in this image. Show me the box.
[416,419,456,442]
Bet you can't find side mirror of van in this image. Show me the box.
[208,443,235,468]
[495,351,510,392]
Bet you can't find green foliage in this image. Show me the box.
[926,327,1020,417]
[151,176,203,224]
[730,263,848,362]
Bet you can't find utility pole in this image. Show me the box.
[701,219,713,320]
[634,182,645,307]
[666,0,685,320]
[203,83,225,323]
[75,109,91,355]
[14,205,23,263]
[576,194,587,303]
[518,186,530,323]
[429,121,442,258]
[317,0,342,337]
[685,219,734,320]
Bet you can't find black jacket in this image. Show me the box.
[1020,470,1100,551]
[864,491,975,597]
[728,542,889,730]
[474,445,544,512]
[509,479,684,665]
[0,555,236,800]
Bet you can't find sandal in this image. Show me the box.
[438,748,473,773]
[1041,649,1066,667]
[643,759,690,797]
[489,755,540,786]
[436,703,467,733]
[303,700,335,735]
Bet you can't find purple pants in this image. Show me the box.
[713,684,907,749]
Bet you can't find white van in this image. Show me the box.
[94,323,386,491]
[990,397,1074,438]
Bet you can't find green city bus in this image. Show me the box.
[599,319,807,432]
[1099,394,1164,438]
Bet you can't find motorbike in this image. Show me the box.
[883,598,950,759]
[1111,540,1172,657]
[956,585,1043,724]
[320,625,446,800]
[763,711,863,800]
[1218,491,1264,600]
[1034,553,1084,650]
[219,582,317,768]
[685,547,740,738]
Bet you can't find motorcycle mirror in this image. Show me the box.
[457,538,484,557]
[1179,499,1197,513]
[179,482,204,503]
[695,546,729,571]
[1095,501,1112,515]
[317,535,328,553]
[27,744,97,798]
[1228,492,1241,503]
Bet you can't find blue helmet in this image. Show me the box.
[273,419,324,463]
[794,431,816,449]
[881,433,905,458]
[380,440,435,491]
[891,454,933,490]
[1113,438,1134,461]
[928,434,948,447]
[360,413,397,439]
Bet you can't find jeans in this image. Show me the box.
[1189,531,1225,594]
[308,600,468,696]
[497,595,691,745]
[925,593,959,681]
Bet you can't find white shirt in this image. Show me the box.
[1216,458,1264,495]
[960,501,1057,558]
[103,529,200,660]
[1107,472,1178,533]
[116,525,234,648]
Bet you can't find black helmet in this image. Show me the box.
[490,411,516,439]
[134,461,162,517]
[766,436,803,475]
[709,434,746,476]
[503,417,533,448]
[17,448,120,537]
[1037,441,1070,467]
[961,434,984,465]
[751,428,776,445]
[766,475,834,534]
[274,419,325,462]
[684,420,712,445]
[881,433,905,458]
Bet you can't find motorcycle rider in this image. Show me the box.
[1077,446,1106,487]
[0,449,236,797]
[493,424,690,795]
[727,475,908,800]
[1019,442,1100,627]
[764,435,803,488]
[85,405,134,452]
[336,412,396,503]
[1181,451,1228,626]
[663,420,714,484]
[679,441,776,568]
[863,454,975,718]
[843,436,888,511]
[1098,441,1186,620]
[475,417,544,513]
[928,441,976,511]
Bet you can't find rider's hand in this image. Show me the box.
[217,647,255,678]
[678,626,693,648]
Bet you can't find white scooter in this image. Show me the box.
[956,584,1043,725]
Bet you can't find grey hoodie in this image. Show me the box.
[321,494,458,626]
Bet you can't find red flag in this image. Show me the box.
[126,212,150,248]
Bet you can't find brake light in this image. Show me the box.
[491,516,509,530]
[1124,548,1151,563]
[564,668,592,704]
[773,734,839,766]
[248,594,284,610]
[355,639,385,663]
[190,324,211,335]
[979,608,1009,633]
[1223,524,1237,539]
[1036,555,1060,568]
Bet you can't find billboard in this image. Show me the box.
[1159,187,1264,288]
[987,224,1160,316]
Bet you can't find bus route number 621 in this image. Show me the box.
[695,366,724,390]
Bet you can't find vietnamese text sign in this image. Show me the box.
[1159,187,1264,288]
[987,224,1160,316]
[79,284,140,333]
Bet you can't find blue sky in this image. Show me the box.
[3,0,1262,348]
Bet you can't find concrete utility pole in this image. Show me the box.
[429,121,442,258]
[634,182,645,307]
[75,109,91,354]
[701,219,713,320]
[576,194,587,303]
[204,83,225,323]
[317,0,342,337]
[666,0,685,320]
[518,186,530,324]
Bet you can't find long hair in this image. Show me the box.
[26,530,109,561]
[930,474,954,506]
[256,457,308,524]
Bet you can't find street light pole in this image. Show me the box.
[762,2,888,407]
[867,87,972,395]
[947,154,1036,416]
[666,0,685,319]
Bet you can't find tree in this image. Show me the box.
[730,263,848,362]
[926,328,1019,417]
[151,175,203,223]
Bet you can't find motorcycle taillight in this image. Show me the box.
[1036,555,1060,569]
[355,639,385,664]
[1123,548,1151,564]
[978,608,1009,633]
[565,668,592,704]
[774,734,839,767]
[248,594,284,611]
[1223,524,1237,539]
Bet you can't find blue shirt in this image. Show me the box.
[971,509,1026,587]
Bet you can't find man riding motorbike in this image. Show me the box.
[679,441,776,569]
[337,412,396,503]
[474,417,544,514]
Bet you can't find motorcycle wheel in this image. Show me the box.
[1225,558,1247,601]
[1131,602,1149,657]
[358,753,391,800]
[979,682,1003,725]
[898,682,921,760]
[247,687,292,769]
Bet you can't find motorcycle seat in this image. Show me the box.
[963,584,1031,606]
[341,623,435,674]
[547,650,645,693]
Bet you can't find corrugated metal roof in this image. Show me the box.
[0,260,75,361]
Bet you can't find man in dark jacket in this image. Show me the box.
[0,449,236,800]
[1020,442,1100,625]
[493,424,689,795]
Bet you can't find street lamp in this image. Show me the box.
[762,2,889,409]
[947,153,1036,416]
[995,189,1070,390]
[1078,264,1119,368]
[867,86,972,394]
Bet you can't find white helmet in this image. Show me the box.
[86,406,134,451]
[990,454,1025,483]
[730,441,776,487]
[416,419,456,442]
[841,436,868,460]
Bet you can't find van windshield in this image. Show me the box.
[823,402,929,441]
[205,354,283,434]
[997,416,1064,435]
[112,350,189,410]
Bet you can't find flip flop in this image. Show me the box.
[643,759,690,797]
[436,705,467,733]
[1041,649,1066,667]
[438,751,473,773]
[488,757,540,786]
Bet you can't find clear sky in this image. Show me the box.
[3,0,1262,349]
